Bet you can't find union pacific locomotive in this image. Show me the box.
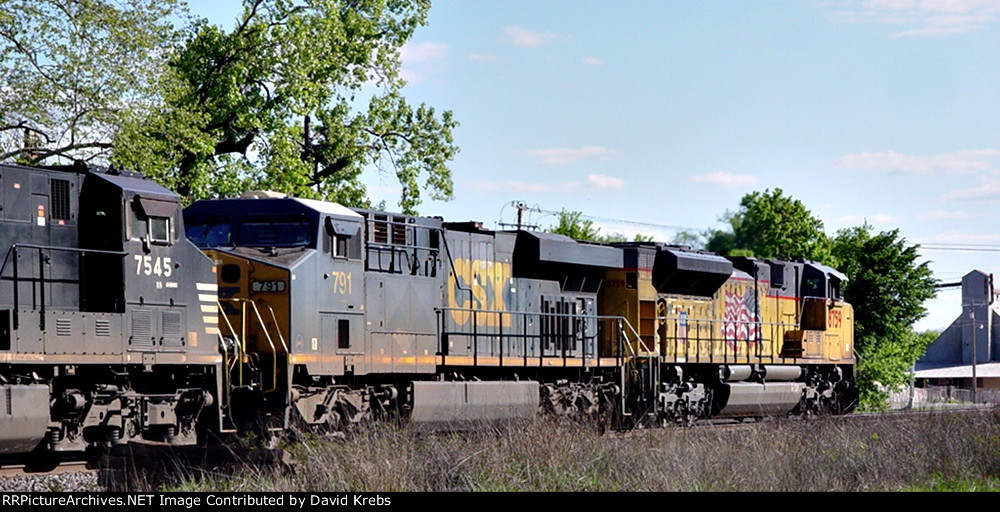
[0,163,857,457]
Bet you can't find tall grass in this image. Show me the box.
[170,409,1000,492]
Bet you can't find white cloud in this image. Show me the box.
[864,0,916,10]
[942,177,1000,201]
[468,180,577,194]
[918,209,973,220]
[400,42,449,63]
[503,26,561,47]
[687,172,759,188]
[468,53,498,62]
[837,213,896,224]
[399,42,449,83]
[581,57,604,66]
[822,0,1000,36]
[468,173,626,194]
[587,174,625,190]
[834,149,1000,174]
[521,146,616,165]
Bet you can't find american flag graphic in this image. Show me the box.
[724,287,759,350]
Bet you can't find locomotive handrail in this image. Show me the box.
[218,298,281,393]
[0,243,128,329]
[657,314,816,365]
[363,214,440,275]
[262,303,289,353]
[216,300,244,406]
[436,306,635,368]
[437,231,475,308]
[619,318,651,356]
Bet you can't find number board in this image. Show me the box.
[251,280,287,293]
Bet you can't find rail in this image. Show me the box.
[216,300,244,406]
[217,298,283,393]
[0,243,127,330]
[656,314,841,364]
[436,307,637,369]
[436,306,658,421]
[364,214,440,276]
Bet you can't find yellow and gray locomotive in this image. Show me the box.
[184,194,857,433]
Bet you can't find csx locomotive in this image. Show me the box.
[0,162,857,456]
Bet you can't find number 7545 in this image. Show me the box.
[134,255,173,277]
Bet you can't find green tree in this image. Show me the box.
[549,210,602,241]
[669,229,706,249]
[113,0,458,213]
[0,0,185,164]
[706,188,833,264]
[831,223,938,409]
[547,210,652,243]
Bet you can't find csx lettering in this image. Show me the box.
[448,258,510,327]
[133,255,172,277]
[828,309,843,329]
[331,271,353,295]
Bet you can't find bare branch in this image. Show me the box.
[1,141,112,163]
[0,122,54,143]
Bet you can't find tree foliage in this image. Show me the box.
[831,224,938,408]
[547,210,652,243]
[113,0,458,212]
[706,188,833,264]
[0,0,185,164]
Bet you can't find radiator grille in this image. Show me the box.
[131,310,153,346]
[161,310,183,347]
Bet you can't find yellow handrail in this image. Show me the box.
[218,298,281,393]
[263,303,289,353]
[216,300,243,396]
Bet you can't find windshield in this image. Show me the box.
[238,221,312,247]
[186,222,233,248]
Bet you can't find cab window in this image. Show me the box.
[186,221,233,248]
[130,200,172,245]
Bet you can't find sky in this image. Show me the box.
[190,1,1000,331]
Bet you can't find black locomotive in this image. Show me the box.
[0,162,218,455]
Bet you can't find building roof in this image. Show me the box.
[913,362,1000,379]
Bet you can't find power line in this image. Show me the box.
[917,245,1000,252]
[510,202,1000,252]
[533,207,699,232]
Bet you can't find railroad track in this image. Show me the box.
[0,459,92,478]
[0,455,97,492]
[0,443,294,491]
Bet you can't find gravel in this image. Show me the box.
[0,471,101,492]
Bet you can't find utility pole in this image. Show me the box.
[970,308,978,404]
[514,201,529,230]
[499,201,539,231]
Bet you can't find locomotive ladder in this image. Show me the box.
[217,298,288,395]
[616,317,659,423]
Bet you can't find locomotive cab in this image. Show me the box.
[185,196,368,432]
